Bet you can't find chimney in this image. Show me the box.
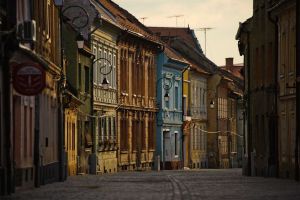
[226,57,234,67]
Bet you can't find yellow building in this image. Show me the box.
[64,94,82,176]
[182,69,192,168]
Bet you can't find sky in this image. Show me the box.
[113,0,253,66]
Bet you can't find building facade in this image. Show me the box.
[236,0,298,178]
[189,70,208,169]
[97,0,161,171]
[182,66,192,168]
[272,0,297,179]
[149,27,216,169]
[156,46,188,170]
[236,0,278,177]
[91,0,121,174]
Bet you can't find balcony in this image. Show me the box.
[94,86,117,104]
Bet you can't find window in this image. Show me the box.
[174,86,179,109]
[218,98,228,119]
[148,113,156,150]
[98,48,102,85]
[93,46,97,84]
[46,0,51,38]
[174,132,178,156]
[78,64,82,90]
[72,123,75,151]
[103,118,107,140]
[112,117,116,141]
[29,107,33,156]
[120,113,128,150]
[142,119,146,150]
[132,119,137,151]
[108,52,112,88]
[24,106,27,157]
[108,117,111,140]
[113,54,117,89]
[84,66,89,93]
[183,96,187,116]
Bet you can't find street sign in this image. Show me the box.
[13,62,46,96]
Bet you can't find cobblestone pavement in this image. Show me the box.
[3,169,300,200]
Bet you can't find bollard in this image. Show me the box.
[156,155,160,171]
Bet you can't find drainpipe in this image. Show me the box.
[268,9,279,178]
[246,30,252,176]
[295,0,300,182]
[90,53,97,175]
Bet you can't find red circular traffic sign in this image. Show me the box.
[13,62,46,96]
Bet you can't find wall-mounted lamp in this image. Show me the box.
[210,100,215,109]
[92,57,113,90]
[76,33,84,49]
[164,92,170,102]
[101,77,109,90]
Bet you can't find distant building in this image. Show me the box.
[150,27,216,169]
[156,46,189,170]
[219,58,244,168]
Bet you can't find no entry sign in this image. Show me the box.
[13,62,46,96]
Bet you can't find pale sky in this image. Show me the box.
[113,0,253,66]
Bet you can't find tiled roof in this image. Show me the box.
[149,26,217,75]
[219,64,244,80]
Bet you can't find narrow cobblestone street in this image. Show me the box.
[3,169,300,200]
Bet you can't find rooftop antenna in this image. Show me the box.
[194,27,214,55]
[167,15,184,27]
[140,17,148,24]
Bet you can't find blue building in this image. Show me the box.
[156,47,189,170]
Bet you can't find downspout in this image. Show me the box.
[268,9,279,178]
[90,53,96,175]
[58,4,66,181]
[246,30,251,176]
[295,0,300,181]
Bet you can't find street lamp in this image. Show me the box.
[164,92,170,102]
[76,33,84,49]
[92,57,113,89]
[209,100,215,109]
[157,76,173,104]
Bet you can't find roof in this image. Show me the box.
[218,67,244,90]
[96,0,160,43]
[149,26,217,75]
[235,17,252,40]
[149,27,203,53]
[219,64,244,80]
